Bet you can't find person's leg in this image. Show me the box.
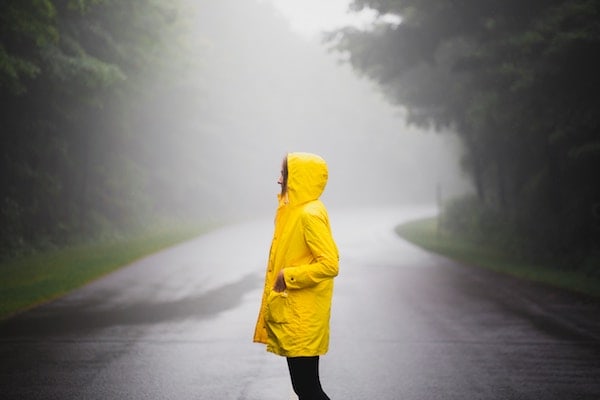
[286,356,330,400]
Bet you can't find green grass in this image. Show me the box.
[396,217,600,298]
[0,224,212,320]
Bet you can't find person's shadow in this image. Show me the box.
[0,272,261,338]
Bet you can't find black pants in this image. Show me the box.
[286,356,331,400]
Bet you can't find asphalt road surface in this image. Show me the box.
[1,207,599,400]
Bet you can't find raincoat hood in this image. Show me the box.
[282,152,328,205]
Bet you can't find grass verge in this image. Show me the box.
[0,224,211,320]
[396,216,600,298]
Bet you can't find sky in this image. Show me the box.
[139,0,469,221]
[259,0,379,38]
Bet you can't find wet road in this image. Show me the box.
[1,207,599,399]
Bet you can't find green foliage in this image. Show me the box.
[66,0,106,13]
[334,0,600,263]
[396,216,600,297]
[0,47,40,94]
[0,0,58,94]
[0,0,196,258]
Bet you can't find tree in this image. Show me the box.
[0,0,188,256]
[332,0,600,262]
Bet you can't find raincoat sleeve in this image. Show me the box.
[284,209,339,289]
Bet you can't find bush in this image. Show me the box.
[442,195,523,253]
[441,195,600,272]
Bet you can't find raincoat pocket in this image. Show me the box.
[265,290,290,324]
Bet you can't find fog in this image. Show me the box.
[137,0,470,222]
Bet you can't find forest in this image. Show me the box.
[1,0,465,261]
[1,0,197,257]
[2,0,599,274]
[331,0,600,269]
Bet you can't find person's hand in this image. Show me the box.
[273,270,287,292]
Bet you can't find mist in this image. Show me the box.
[130,0,469,222]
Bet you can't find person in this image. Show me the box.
[253,152,339,400]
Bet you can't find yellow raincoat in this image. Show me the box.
[253,152,339,357]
